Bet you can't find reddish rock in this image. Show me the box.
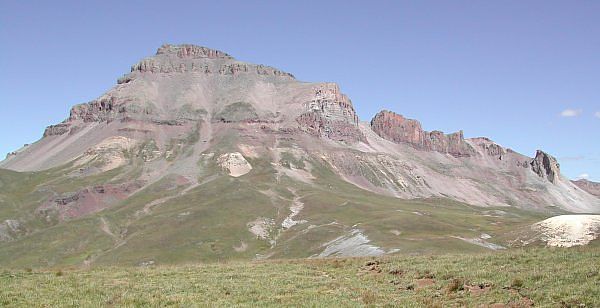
[296,84,365,143]
[469,137,507,156]
[38,181,143,221]
[370,110,475,157]
[572,179,600,197]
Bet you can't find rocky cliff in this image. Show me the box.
[370,110,475,157]
[530,150,561,184]
[296,83,365,143]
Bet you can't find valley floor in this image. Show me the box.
[1,247,598,307]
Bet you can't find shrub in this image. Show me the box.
[511,278,524,289]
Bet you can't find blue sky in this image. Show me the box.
[1,0,598,180]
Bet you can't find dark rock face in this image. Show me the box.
[156,44,233,59]
[69,96,120,123]
[296,84,365,143]
[43,123,71,137]
[530,150,560,183]
[572,179,600,197]
[129,44,294,79]
[370,110,475,157]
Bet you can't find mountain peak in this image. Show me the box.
[155,44,233,59]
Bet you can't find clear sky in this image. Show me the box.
[1,0,598,181]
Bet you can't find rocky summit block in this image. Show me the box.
[296,83,365,143]
[370,110,475,157]
[530,150,561,184]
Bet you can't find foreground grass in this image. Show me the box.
[1,247,598,307]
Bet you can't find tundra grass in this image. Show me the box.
[1,247,598,307]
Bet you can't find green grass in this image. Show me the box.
[0,247,598,307]
[0,149,550,268]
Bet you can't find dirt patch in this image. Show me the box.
[464,282,492,296]
[38,181,143,220]
[359,260,382,274]
[238,144,260,158]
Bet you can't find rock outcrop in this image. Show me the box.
[468,137,507,157]
[156,44,233,59]
[43,123,71,137]
[217,152,252,177]
[572,179,600,197]
[530,150,561,184]
[370,110,475,157]
[129,44,294,79]
[296,84,365,143]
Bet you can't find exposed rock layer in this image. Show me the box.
[530,150,560,183]
[296,84,365,143]
[370,110,475,157]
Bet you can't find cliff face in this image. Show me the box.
[370,110,475,157]
[530,150,561,184]
[296,83,365,143]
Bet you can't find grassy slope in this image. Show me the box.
[1,247,598,307]
[0,148,550,268]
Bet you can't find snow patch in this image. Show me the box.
[533,215,600,247]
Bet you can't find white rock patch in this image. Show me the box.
[452,236,506,250]
[533,215,600,247]
[282,198,308,229]
[314,229,385,258]
[247,217,274,240]
[217,152,252,177]
[76,136,137,171]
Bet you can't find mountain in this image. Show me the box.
[572,179,600,197]
[0,44,598,267]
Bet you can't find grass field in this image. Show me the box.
[1,246,598,307]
